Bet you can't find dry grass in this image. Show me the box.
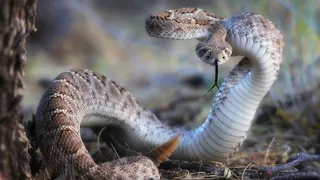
[26,0,320,179]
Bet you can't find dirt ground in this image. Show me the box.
[26,0,320,179]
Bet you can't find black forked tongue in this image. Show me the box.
[204,59,221,96]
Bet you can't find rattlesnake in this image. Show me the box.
[35,7,284,179]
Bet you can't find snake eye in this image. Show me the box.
[197,48,207,58]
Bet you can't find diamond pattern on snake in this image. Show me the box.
[35,7,284,179]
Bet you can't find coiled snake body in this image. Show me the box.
[35,8,284,179]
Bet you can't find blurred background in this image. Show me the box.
[25,0,320,172]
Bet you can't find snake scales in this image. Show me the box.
[35,7,284,179]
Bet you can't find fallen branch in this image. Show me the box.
[254,152,320,179]
[270,171,320,180]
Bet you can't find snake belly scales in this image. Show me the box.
[35,7,284,179]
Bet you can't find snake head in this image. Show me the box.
[195,43,232,66]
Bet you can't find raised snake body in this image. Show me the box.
[35,8,284,179]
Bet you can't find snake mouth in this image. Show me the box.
[196,45,229,66]
[195,46,217,66]
[215,58,220,65]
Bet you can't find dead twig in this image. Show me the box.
[270,171,320,180]
[252,152,320,179]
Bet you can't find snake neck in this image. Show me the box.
[172,14,283,162]
[173,56,278,162]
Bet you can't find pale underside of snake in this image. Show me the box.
[35,7,284,179]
